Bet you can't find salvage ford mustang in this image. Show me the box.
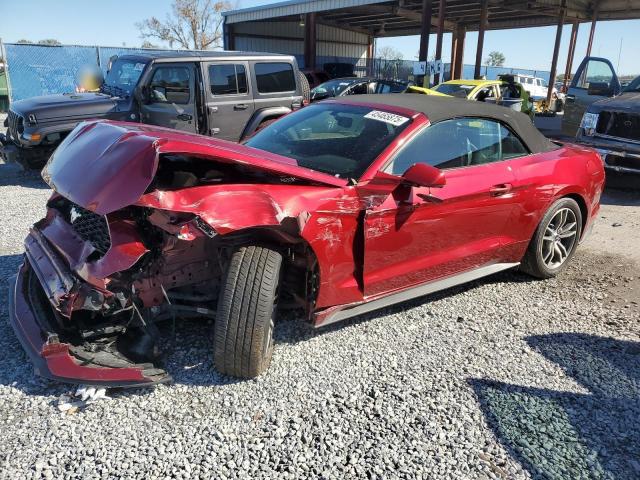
[8,95,604,386]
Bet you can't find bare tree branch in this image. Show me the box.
[137,0,233,50]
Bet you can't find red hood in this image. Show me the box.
[42,121,346,214]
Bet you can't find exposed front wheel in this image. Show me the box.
[521,197,582,279]
[214,246,282,378]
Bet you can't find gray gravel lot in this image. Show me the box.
[0,162,638,479]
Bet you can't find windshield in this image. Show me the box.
[622,75,640,92]
[103,58,147,96]
[311,79,359,98]
[245,103,411,180]
[433,83,475,98]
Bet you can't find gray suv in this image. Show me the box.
[1,51,308,168]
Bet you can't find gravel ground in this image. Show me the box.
[0,163,638,479]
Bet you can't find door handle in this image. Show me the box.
[234,104,249,110]
[177,113,193,121]
[489,183,512,196]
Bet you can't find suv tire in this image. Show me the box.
[214,246,282,378]
[297,70,310,105]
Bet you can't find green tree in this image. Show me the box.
[37,39,62,46]
[485,51,506,67]
[16,39,33,44]
[137,0,232,50]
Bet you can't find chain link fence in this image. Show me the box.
[0,41,551,109]
[0,42,203,105]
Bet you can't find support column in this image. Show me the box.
[586,2,599,57]
[224,23,235,51]
[474,0,488,79]
[434,0,446,84]
[418,0,434,86]
[367,36,374,76]
[450,28,458,80]
[563,21,579,90]
[304,13,317,70]
[546,1,566,104]
[450,25,465,80]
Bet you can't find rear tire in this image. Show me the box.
[521,197,582,279]
[214,246,282,378]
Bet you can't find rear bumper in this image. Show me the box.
[8,235,169,387]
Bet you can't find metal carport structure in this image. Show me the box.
[223,0,640,102]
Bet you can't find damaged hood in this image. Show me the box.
[42,120,346,215]
[11,92,119,122]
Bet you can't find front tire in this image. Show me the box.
[214,246,282,378]
[521,197,582,279]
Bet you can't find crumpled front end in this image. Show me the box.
[9,120,333,386]
[9,193,234,386]
[10,197,172,386]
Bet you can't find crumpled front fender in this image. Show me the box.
[137,187,286,235]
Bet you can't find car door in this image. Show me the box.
[204,61,254,141]
[562,57,621,137]
[139,62,197,133]
[361,118,528,297]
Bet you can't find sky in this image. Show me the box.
[1,0,639,75]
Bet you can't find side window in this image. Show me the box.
[386,118,528,175]
[208,64,248,96]
[255,62,296,93]
[348,82,368,95]
[150,66,191,104]
[375,82,393,94]
[475,86,494,102]
[575,59,615,89]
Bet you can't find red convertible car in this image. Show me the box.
[9,95,604,386]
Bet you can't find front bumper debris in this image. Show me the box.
[0,139,53,169]
[8,231,171,387]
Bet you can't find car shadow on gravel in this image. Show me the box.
[471,333,640,479]
[0,162,48,189]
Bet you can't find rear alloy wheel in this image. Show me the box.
[214,246,282,378]
[521,198,582,279]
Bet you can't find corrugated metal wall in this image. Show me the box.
[232,21,368,69]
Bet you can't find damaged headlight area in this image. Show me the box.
[13,196,233,386]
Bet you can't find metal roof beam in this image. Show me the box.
[316,18,373,35]
[344,4,456,30]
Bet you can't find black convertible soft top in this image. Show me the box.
[336,94,558,154]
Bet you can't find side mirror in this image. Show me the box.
[311,90,329,101]
[587,82,613,97]
[402,163,446,188]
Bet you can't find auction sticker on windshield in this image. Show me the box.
[364,110,410,126]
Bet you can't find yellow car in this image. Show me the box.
[407,78,534,118]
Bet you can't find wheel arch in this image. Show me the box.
[219,225,320,317]
[557,190,589,239]
[239,106,291,141]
